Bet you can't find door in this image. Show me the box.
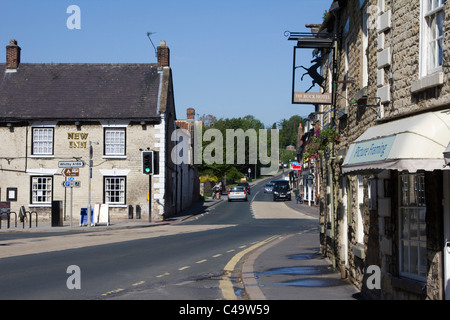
[444,171,450,300]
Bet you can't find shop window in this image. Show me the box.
[399,172,427,282]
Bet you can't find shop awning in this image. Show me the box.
[445,142,450,165]
[342,110,450,173]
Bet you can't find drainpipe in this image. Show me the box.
[328,143,336,270]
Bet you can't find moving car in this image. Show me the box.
[228,186,248,202]
[271,179,290,189]
[237,182,251,194]
[264,182,275,193]
[273,184,291,201]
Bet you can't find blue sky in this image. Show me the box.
[0,0,332,127]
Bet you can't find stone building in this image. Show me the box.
[294,0,450,299]
[0,39,195,224]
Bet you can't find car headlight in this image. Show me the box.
[287,191,291,194]
[274,191,279,194]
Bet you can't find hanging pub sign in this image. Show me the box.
[286,31,336,105]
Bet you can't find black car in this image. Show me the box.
[271,179,290,188]
[237,182,250,194]
[273,184,291,201]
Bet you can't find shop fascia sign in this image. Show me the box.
[346,136,396,165]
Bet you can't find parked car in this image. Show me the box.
[273,184,291,201]
[228,186,248,202]
[237,182,251,194]
[264,182,275,193]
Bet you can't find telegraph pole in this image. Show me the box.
[88,141,99,227]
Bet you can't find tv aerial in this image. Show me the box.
[146,32,157,58]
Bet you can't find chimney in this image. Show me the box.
[157,41,170,67]
[187,108,195,120]
[6,39,21,70]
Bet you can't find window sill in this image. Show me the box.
[28,204,51,208]
[30,155,55,158]
[411,72,444,93]
[391,276,426,296]
[102,155,127,160]
[352,243,365,259]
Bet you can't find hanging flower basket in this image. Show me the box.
[304,128,340,160]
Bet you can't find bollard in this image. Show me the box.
[136,205,141,219]
[128,205,133,219]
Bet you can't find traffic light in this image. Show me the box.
[142,151,154,174]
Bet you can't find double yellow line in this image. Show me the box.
[219,235,280,300]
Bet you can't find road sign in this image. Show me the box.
[62,181,81,188]
[62,168,80,177]
[58,161,85,168]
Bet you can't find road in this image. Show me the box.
[0,178,318,300]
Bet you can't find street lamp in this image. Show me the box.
[88,141,99,227]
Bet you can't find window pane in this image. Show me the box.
[410,209,419,241]
[105,129,125,155]
[410,242,419,275]
[401,240,410,273]
[401,208,409,239]
[419,208,427,242]
[419,243,427,277]
[399,173,427,281]
[104,177,125,204]
[33,128,53,155]
[31,176,52,204]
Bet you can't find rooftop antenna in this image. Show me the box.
[146,32,157,58]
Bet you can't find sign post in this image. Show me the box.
[60,161,84,228]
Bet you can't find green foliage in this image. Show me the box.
[198,115,265,181]
[305,127,340,160]
[277,115,304,148]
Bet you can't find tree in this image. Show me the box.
[277,115,304,148]
[198,115,266,182]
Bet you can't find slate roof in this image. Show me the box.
[0,63,162,121]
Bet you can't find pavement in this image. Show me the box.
[0,178,361,300]
[0,198,223,233]
[242,201,360,300]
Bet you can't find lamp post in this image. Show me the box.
[88,141,99,227]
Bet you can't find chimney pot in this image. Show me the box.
[157,41,170,67]
[6,39,21,70]
[187,108,195,120]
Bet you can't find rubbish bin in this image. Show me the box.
[80,208,93,226]
[51,200,63,227]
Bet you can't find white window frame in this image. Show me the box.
[419,0,445,77]
[31,176,53,205]
[399,172,427,282]
[362,6,369,88]
[32,127,54,156]
[104,128,126,157]
[104,176,126,205]
[356,175,365,244]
